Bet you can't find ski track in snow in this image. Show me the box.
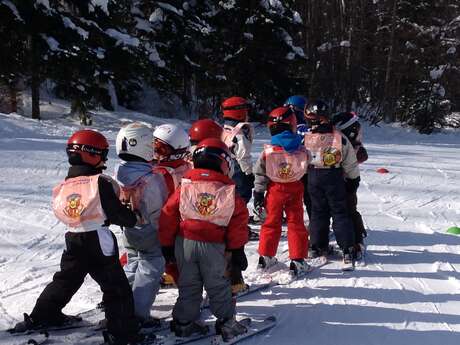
[0,109,460,344]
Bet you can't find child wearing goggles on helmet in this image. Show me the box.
[114,123,170,328]
[254,106,310,277]
[12,130,142,345]
[159,138,249,342]
[304,101,360,271]
[332,112,368,259]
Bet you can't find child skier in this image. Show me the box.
[152,124,192,197]
[221,96,254,204]
[254,106,310,276]
[303,101,360,269]
[159,138,249,341]
[221,97,257,291]
[114,123,168,327]
[188,118,249,294]
[12,129,142,345]
[332,112,368,258]
[151,124,191,287]
[284,95,312,219]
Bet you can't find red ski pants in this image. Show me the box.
[258,182,309,259]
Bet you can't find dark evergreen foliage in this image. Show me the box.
[0,0,459,132]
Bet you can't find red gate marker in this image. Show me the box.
[376,167,389,174]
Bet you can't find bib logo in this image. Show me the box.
[322,147,341,167]
[194,193,218,216]
[64,193,85,218]
[277,162,294,180]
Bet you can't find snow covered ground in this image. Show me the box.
[0,102,460,345]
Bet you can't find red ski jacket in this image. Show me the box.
[159,168,249,250]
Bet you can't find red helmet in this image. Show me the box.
[267,106,297,133]
[188,119,223,145]
[221,96,250,121]
[192,138,232,175]
[66,129,109,166]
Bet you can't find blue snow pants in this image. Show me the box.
[124,248,165,321]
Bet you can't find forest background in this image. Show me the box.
[1,0,459,133]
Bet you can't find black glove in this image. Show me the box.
[345,177,360,193]
[245,173,255,188]
[161,246,175,263]
[230,247,248,271]
[253,191,264,209]
[356,146,368,163]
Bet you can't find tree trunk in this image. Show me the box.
[383,0,398,123]
[29,34,40,120]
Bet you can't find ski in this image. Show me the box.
[8,319,92,337]
[201,282,272,310]
[210,316,276,345]
[306,255,329,268]
[144,322,215,345]
[273,264,315,285]
[26,331,49,345]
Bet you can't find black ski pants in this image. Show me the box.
[31,231,138,338]
[346,190,367,245]
[307,167,355,252]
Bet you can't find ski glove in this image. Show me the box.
[356,146,368,163]
[161,246,175,263]
[253,191,264,209]
[230,247,248,271]
[164,262,179,284]
[345,176,360,193]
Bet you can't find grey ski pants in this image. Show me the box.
[124,248,165,320]
[173,236,234,323]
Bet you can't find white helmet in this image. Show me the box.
[153,123,190,161]
[116,122,154,161]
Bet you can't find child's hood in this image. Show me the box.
[270,131,302,152]
[114,161,152,187]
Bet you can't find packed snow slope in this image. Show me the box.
[1,103,460,345]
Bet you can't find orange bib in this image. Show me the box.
[179,179,235,227]
[264,145,308,183]
[52,175,105,231]
[304,131,342,168]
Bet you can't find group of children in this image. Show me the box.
[11,95,368,345]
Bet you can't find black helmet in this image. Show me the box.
[304,100,329,126]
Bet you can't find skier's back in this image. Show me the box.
[13,129,142,345]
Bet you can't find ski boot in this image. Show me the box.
[215,318,248,342]
[102,331,146,345]
[170,320,209,337]
[232,282,250,295]
[138,316,162,329]
[257,256,278,270]
[354,242,365,261]
[9,313,39,333]
[10,312,82,333]
[289,259,312,277]
[308,245,334,259]
[342,247,356,271]
[160,272,177,288]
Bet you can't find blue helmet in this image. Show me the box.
[284,95,307,113]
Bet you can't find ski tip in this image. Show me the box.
[265,316,277,322]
